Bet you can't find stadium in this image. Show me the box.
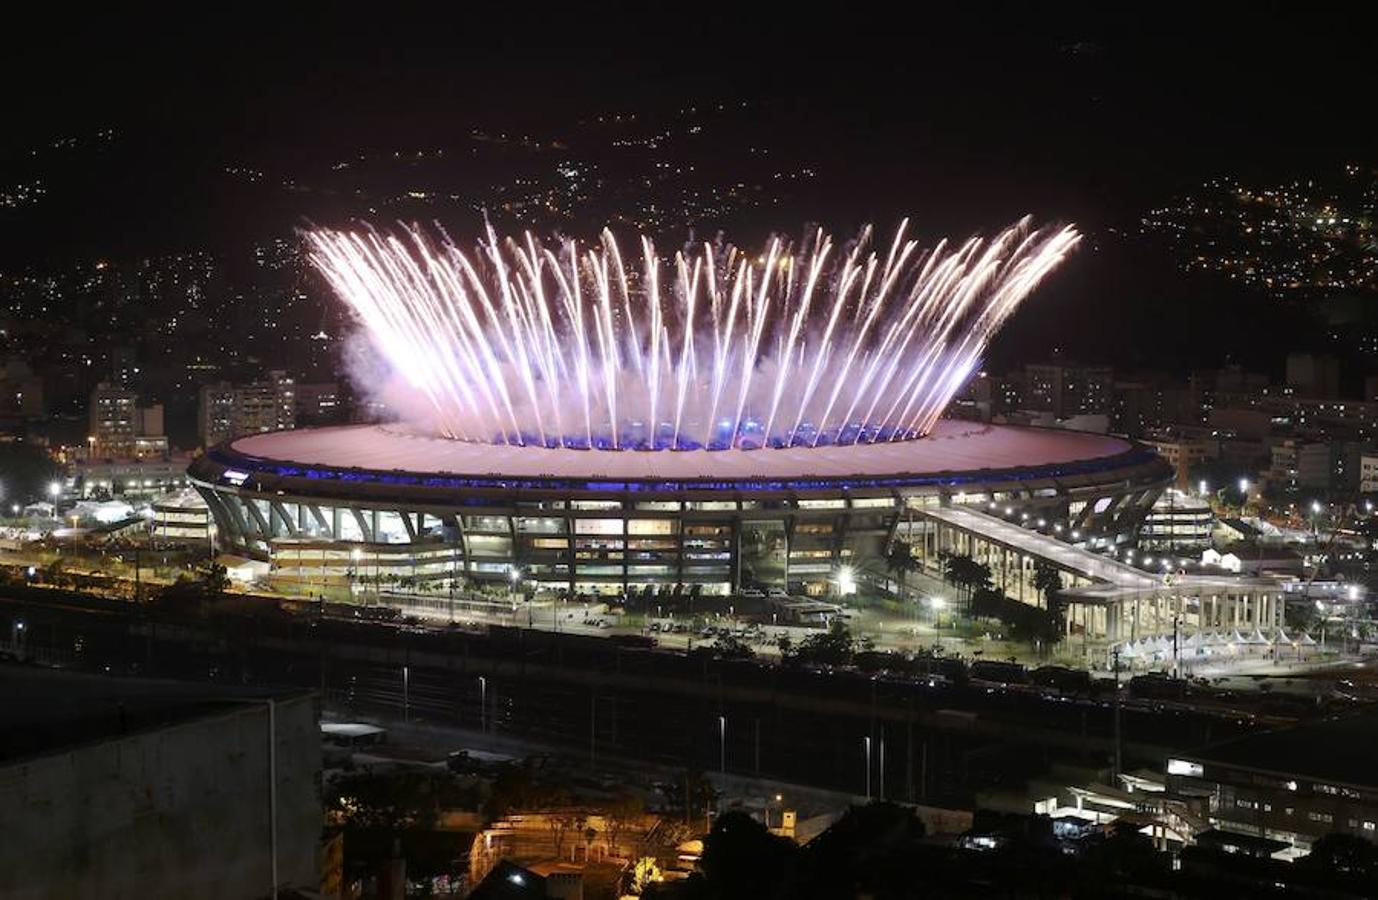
[188,218,1173,602]
[187,420,1172,598]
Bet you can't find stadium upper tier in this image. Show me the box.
[197,420,1151,492]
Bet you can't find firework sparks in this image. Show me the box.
[306,218,1080,450]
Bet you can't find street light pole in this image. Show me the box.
[863,736,872,800]
[879,737,886,802]
[478,676,487,734]
[1112,647,1122,782]
[718,715,726,775]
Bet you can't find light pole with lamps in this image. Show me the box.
[717,715,726,774]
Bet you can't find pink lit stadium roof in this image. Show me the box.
[228,421,1136,482]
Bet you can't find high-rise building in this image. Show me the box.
[1268,439,1332,494]
[292,381,341,425]
[89,383,166,459]
[198,371,297,448]
[1023,360,1113,419]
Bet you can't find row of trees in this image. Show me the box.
[884,540,1068,648]
[703,621,872,667]
[665,805,1378,899]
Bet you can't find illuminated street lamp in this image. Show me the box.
[930,595,948,643]
[767,793,783,829]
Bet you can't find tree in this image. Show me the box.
[1302,832,1378,880]
[1031,560,1062,608]
[711,632,756,661]
[942,553,992,612]
[1031,560,1065,648]
[0,442,61,505]
[970,586,1004,619]
[326,770,444,831]
[695,810,798,900]
[485,759,565,819]
[787,620,855,667]
[43,556,71,589]
[884,541,919,599]
[658,769,717,825]
[630,856,662,894]
[548,811,585,859]
[604,790,645,859]
[199,561,230,597]
[1079,819,1165,884]
[786,803,927,898]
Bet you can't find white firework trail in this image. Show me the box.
[304,217,1080,450]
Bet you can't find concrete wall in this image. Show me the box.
[0,694,320,900]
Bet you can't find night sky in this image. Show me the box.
[4,5,1375,371]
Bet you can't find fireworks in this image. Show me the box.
[306,218,1079,451]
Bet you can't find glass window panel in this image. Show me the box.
[575,518,624,536]
[628,519,676,535]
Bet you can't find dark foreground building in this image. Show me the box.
[0,666,321,899]
[1167,713,1378,856]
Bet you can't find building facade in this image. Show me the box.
[0,670,321,900]
[89,382,165,459]
[1139,490,1214,554]
[198,370,297,448]
[1167,714,1378,856]
[1024,361,1114,419]
[68,454,194,500]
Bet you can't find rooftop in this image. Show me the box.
[224,420,1137,482]
[0,664,307,765]
[1186,713,1378,789]
[924,506,1278,602]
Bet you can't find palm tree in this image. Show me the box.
[942,553,992,612]
[1032,559,1062,609]
[885,540,919,599]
